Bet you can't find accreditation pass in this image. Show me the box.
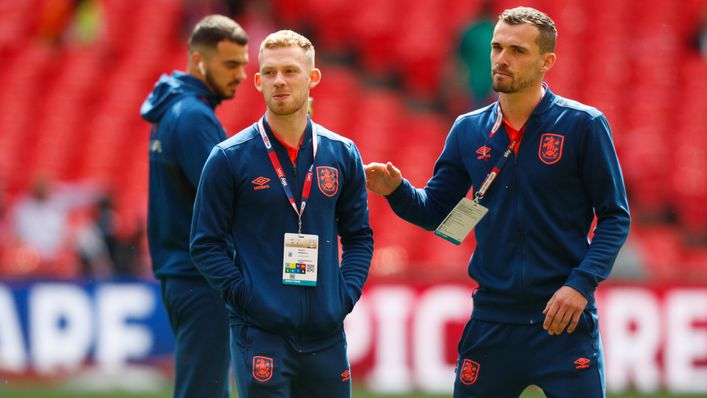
[434,198,488,245]
[282,233,319,286]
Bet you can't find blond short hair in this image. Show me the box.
[258,30,315,67]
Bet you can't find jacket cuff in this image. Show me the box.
[564,268,599,301]
[385,178,412,203]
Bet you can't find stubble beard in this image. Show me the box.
[205,70,235,100]
[492,71,536,94]
[268,95,307,116]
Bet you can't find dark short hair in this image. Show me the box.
[499,7,556,53]
[188,15,248,53]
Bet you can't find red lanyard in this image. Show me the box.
[474,107,522,203]
[257,117,318,234]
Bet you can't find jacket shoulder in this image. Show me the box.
[553,95,603,119]
[171,95,214,118]
[447,104,496,137]
[316,125,356,149]
[217,124,259,151]
[454,103,496,125]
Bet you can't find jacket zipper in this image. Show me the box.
[515,128,530,323]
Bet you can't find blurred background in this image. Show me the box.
[0,0,706,396]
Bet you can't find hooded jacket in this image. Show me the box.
[386,87,630,324]
[141,71,225,278]
[190,117,374,351]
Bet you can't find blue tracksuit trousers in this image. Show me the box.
[454,311,605,397]
[161,277,231,398]
[230,325,351,397]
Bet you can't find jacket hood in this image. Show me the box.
[140,71,221,123]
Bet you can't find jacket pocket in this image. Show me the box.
[338,270,355,319]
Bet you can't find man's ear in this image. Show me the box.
[540,52,556,73]
[254,72,263,92]
[309,68,321,88]
[190,51,204,73]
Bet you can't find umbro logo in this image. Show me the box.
[475,145,491,161]
[574,357,591,369]
[252,177,271,190]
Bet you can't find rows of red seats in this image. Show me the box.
[0,0,705,280]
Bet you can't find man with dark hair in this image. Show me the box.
[140,14,248,398]
[366,6,629,397]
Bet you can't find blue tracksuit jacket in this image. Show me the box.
[386,87,630,324]
[190,117,373,351]
[141,71,226,278]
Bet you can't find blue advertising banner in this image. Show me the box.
[0,279,174,375]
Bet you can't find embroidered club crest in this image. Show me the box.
[459,358,480,385]
[316,166,339,197]
[252,356,273,382]
[539,133,564,165]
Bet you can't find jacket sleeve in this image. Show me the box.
[174,107,226,188]
[385,120,473,230]
[564,114,631,299]
[190,146,245,307]
[336,142,374,306]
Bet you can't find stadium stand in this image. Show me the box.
[0,0,705,281]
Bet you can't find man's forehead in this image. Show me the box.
[216,40,247,53]
[260,45,305,57]
[492,22,540,45]
[259,46,311,66]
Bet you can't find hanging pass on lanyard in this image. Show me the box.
[435,106,519,245]
[257,117,321,286]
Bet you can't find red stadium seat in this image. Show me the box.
[2,0,702,284]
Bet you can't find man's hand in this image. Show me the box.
[364,162,403,196]
[542,286,588,335]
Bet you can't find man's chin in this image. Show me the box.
[492,84,515,94]
[219,90,236,100]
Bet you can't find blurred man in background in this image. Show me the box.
[366,7,630,397]
[140,15,248,398]
[190,30,373,397]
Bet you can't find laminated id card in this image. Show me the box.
[434,198,488,245]
[282,233,319,286]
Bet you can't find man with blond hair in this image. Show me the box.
[366,7,629,397]
[190,30,373,397]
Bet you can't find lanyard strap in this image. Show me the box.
[474,106,521,203]
[257,117,318,233]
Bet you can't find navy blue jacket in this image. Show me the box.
[190,117,373,351]
[387,87,630,324]
[141,71,226,278]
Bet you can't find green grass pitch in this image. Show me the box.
[0,386,704,398]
